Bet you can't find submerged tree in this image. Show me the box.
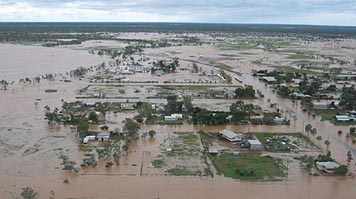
[305,124,312,134]
[0,80,9,90]
[21,187,38,199]
[324,139,331,153]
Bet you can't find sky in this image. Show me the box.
[0,0,356,26]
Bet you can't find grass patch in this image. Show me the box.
[166,168,199,176]
[216,43,255,50]
[314,109,356,125]
[287,53,314,59]
[254,132,317,152]
[152,159,165,168]
[211,153,285,181]
[209,61,233,70]
[168,132,200,157]
[198,131,214,148]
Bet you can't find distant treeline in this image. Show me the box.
[0,22,356,42]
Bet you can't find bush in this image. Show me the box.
[334,165,348,175]
[21,187,38,199]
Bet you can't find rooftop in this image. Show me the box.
[220,129,239,139]
[248,139,262,145]
[316,161,339,169]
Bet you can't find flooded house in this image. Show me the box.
[120,103,136,110]
[316,161,340,173]
[313,102,328,110]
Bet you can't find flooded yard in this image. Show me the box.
[1,31,356,199]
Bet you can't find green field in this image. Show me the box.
[211,153,285,181]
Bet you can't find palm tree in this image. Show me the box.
[311,128,317,137]
[305,124,312,135]
[347,151,353,165]
[324,139,330,153]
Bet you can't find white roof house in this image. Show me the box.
[165,115,178,121]
[316,161,340,173]
[247,139,264,150]
[120,103,136,110]
[335,115,353,122]
[220,129,242,143]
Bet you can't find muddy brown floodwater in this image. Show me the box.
[1,42,356,199]
[0,44,109,81]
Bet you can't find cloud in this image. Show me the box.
[0,0,356,25]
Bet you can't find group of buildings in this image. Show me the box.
[219,129,264,151]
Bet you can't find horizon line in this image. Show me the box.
[0,21,356,28]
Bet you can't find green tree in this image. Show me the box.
[88,111,99,123]
[305,124,312,134]
[123,118,140,137]
[277,86,292,97]
[183,96,193,113]
[334,165,348,175]
[311,128,317,137]
[350,127,356,136]
[324,139,330,153]
[45,112,57,124]
[21,187,38,199]
[340,85,356,109]
[192,63,199,73]
[148,130,157,138]
[77,118,89,138]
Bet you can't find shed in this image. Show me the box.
[273,117,285,125]
[248,139,264,151]
[208,147,219,154]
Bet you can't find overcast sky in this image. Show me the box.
[0,0,356,26]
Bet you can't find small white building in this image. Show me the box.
[165,115,178,121]
[220,129,242,143]
[171,114,183,119]
[120,103,136,110]
[208,147,219,154]
[83,100,96,107]
[313,102,328,110]
[316,161,340,173]
[248,139,264,150]
[97,132,110,141]
[164,114,183,121]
